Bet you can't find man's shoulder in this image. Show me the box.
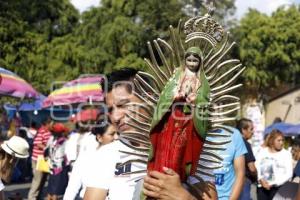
[96,140,122,154]
[244,139,252,149]
[216,126,241,141]
[216,126,239,134]
[230,127,243,141]
[86,143,120,170]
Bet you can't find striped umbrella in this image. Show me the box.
[42,75,104,107]
[0,67,38,98]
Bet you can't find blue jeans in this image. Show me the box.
[239,178,252,200]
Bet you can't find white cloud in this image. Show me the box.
[235,0,296,19]
[71,0,100,13]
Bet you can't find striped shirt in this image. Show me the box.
[32,126,51,161]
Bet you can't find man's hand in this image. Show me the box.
[143,167,196,200]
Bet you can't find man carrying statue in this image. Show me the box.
[84,5,245,200]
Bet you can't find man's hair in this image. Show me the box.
[102,68,138,93]
[273,117,282,124]
[236,118,252,133]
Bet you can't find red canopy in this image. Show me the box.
[71,108,99,122]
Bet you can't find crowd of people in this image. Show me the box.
[0,68,299,200]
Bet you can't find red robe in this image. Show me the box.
[148,105,204,181]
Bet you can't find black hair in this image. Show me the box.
[91,118,112,136]
[42,118,52,126]
[100,68,138,93]
[236,118,252,133]
[273,117,282,124]
[30,122,37,129]
[292,137,300,147]
[18,129,28,139]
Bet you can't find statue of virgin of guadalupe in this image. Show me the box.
[116,7,246,198]
[148,46,210,181]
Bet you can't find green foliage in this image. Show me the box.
[0,0,238,96]
[233,5,300,95]
[182,0,236,27]
[0,0,79,94]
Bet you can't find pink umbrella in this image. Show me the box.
[43,75,104,107]
[0,67,38,99]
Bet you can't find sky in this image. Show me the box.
[71,0,100,13]
[71,0,300,19]
[235,0,300,18]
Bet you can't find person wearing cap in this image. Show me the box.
[0,136,29,200]
[46,122,69,200]
[64,119,118,200]
[28,119,52,200]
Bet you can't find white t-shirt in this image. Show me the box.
[0,179,4,191]
[64,145,99,199]
[79,132,98,153]
[65,131,98,163]
[85,140,146,200]
[255,147,293,187]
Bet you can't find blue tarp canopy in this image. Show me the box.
[264,122,300,136]
[285,124,300,136]
[3,103,75,126]
[18,94,46,111]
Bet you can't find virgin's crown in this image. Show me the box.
[184,3,224,43]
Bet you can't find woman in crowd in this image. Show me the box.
[46,123,69,200]
[255,129,293,200]
[0,136,29,200]
[64,119,118,200]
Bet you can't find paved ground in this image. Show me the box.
[4,182,47,200]
[4,182,31,199]
[4,181,258,200]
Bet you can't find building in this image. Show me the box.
[265,86,300,126]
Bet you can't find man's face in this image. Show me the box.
[243,122,254,140]
[106,84,144,133]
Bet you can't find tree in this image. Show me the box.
[233,5,300,97]
[0,0,79,94]
[69,0,185,73]
[182,0,236,26]
[0,0,239,95]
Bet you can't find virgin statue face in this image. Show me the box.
[185,54,200,72]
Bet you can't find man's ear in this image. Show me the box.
[96,135,103,143]
[241,128,246,134]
